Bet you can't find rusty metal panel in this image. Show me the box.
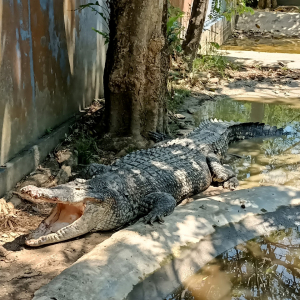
[0,0,107,166]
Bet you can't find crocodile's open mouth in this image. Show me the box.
[17,185,89,246]
[25,202,86,246]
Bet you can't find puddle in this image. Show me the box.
[165,227,300,300]
[222,37,300,54]
[193,97,300,189]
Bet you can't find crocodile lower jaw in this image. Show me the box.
[25,201,85,246]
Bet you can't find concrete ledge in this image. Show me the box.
[127,204,300,300]
[32,186,300,300]
[0,117,77,198]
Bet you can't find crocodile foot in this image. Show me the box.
[223,177,239,190]
[141,192,176,225]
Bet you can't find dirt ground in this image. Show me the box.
[1,52,300,299]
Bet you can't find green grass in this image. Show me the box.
[74,134,98,164]
[193,54,237,77]
[193,43,238,77]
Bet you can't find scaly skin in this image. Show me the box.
[21,119,284,246]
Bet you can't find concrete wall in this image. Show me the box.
[237,11,300,36]
[200,16,236,53]
[0,0,107,166]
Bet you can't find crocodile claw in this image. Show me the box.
[223,177,239,190]
[143,213,165,225]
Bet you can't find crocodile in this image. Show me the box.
[20,119,284,246]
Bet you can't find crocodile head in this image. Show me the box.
[20,177,120,247]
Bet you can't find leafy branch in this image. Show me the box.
[223,0,254,21]
[76,1,110,44]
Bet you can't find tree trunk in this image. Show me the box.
[258,0,266,9]
[271,0,277,8]
[258,0,277,8]
[104,0,169,149]
[182,0,209,61]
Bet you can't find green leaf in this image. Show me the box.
[167,13,184,34]
[210,42,220,49]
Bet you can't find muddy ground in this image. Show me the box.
[1,53,300,300]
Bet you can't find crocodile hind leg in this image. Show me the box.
[207,153,239,190]
[140,192,176,225]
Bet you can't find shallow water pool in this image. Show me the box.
[193,97,300,189]
[165,227,300,300]
[222,37,300,54]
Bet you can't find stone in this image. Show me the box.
[116,149,127,158]
[19,173,50,189]
[198,77,208,84]
[178,122,188,129]
[176,129,193,136]
[205,84,217,92]
[174,114,185,120]
[55,165,72,185]
[43,158,60,171]
[209,78,219,84]
[187,108,197,114]
[9,196,22,208]
[56,150,78,168]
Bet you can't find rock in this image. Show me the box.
[116,149,127,158]
[178,122,188,129]
[187,107,197,114]
[56,150,78,168]
[205,84,217,92]
[9,196,22,208]
[56,165,72,185]
[209,78,219,84]
[198,95,211,101]
[2,234,8,238]
[43,158,60,171]
[176,129,193,136]
[198,77,208,84]
[19,173,50,188]
[174,114,185,120]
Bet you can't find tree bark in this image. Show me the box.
[258,0,266,9]
[104,0,169,148]
[182,0,209,60]
[271,0,277,8]
[258,0,277,8]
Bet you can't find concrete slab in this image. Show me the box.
[33,186,300,300]
[221,50,300,70]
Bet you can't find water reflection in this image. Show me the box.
[165,227,300,300]
[193,98,300,189]
[222,37,300,54]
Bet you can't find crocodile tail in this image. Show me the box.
[228,121,285,143]
[188,119,285,155]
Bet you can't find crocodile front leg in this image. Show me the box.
[140,192,176,225]
[207,153,239,190]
